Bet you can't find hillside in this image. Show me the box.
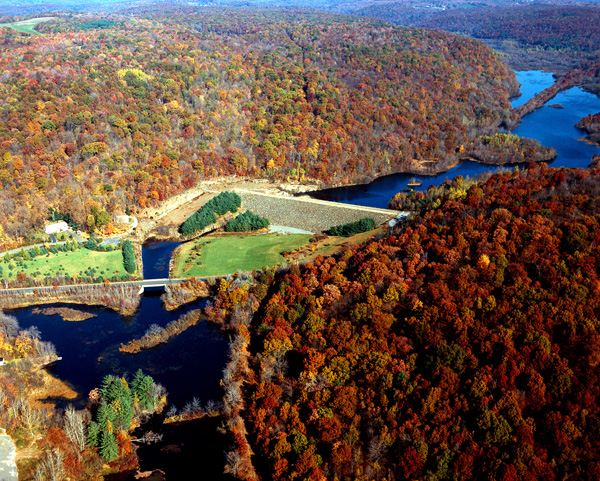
[215,165,600,480]
[354,3,600,71]
[0,7,522,246]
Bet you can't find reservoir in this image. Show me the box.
[8,242,227,410]
[6,71,600,407]
[312,70,600,208]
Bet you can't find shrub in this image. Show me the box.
[122,240,136,274]
[85,238,97,250]
[226,210,270,232]
[327,217,377,236]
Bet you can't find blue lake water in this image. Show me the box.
[511,70,555,107]
[142,240,180,280]
[312,70,600,208]
[11,294,227,408]
[5,70,600,405]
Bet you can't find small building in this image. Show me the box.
[44,221,69,235]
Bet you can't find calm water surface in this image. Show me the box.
[11,293,227,408]
[312,70,600,208]
[142,240,181,280]
[5,70,600,405]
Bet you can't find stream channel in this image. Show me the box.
[4,70,600,477]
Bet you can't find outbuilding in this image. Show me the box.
[44,221,69,235]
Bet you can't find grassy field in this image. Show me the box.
[290,228,385,263]
[172,234,313,277]
[0,248,128,282]
[0,17,55,35]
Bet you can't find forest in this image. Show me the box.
[0,6,526,249]
[354,3,600,71]
[576,112,600,145]
[210,165,600,480]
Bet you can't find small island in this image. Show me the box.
[31,307,96,322]
[575,112,600,145]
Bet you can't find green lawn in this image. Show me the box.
[0,248,128,282]
[172,234,313,278]
[0,17,55,35]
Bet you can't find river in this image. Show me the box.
[8,240,227,410]
[311,70,600,208]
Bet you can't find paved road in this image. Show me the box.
[0,278,202,295]
[1,230,87,258]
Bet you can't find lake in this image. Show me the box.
[311,70,600,208]
[7,70,600,408]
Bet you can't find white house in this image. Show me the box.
[44,221,69,235]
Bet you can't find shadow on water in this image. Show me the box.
[142,240,181,280]
[10,292,228,409]
[107,416,236,481]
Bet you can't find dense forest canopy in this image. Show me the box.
[352,3,600,70]
[215,165,600,480]
[0,7,519,247]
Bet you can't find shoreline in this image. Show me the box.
[2,298,137,316]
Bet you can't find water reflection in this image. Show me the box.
[311,70,600,209]
[11,294,227,408]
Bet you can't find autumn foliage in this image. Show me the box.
[0,7,520,245]
[214,165,600,480]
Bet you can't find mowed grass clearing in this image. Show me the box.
[0,17,56,35]
[172,234,313,277]
[0,248,128,281]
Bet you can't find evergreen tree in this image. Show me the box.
[327,217,377,236]
[87,420,100,447]
[99,430,119,462]
[180,191,241,235]
[122,240,136,274]
[96,401,116,429]
[226,210,270,232]
[132,369,155,410]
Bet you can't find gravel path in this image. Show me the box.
[236,190,400,234]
